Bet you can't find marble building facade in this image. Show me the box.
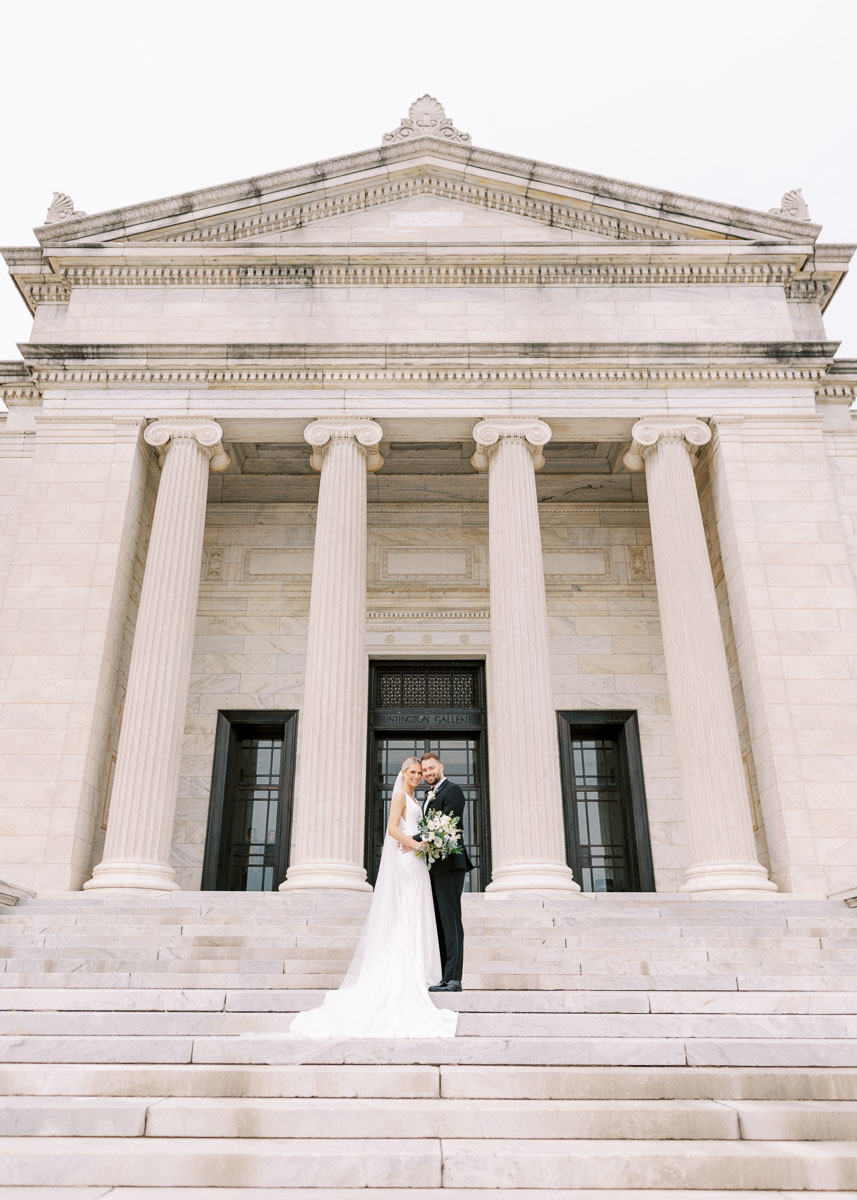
[1,97,856,901]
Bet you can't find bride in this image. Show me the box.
[288,757,458,1038]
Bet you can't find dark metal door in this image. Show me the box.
[557,710,654,892]
[366,662,490,891]
[202,710,297,891]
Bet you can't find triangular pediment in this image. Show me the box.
[239,192,615,245]
[29,99,821,249]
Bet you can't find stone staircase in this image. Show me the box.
[1,890,857,1196]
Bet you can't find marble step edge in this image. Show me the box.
[6,935,853,950]
[0,1192,851,1200]
[3,1034,857,1068]
[6,973,857,991]
[3,1096,857,1142]
[4,1062,857,1101]
[4,987,857,1014]
[3,1136,857,1191]
[3,1013,857,1039]
[0,1191,854,1200]
[5,955,857,971]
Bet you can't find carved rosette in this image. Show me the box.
[382,95,471,145]
[622,418,711,472]
[471,418,552,472]
[304,418,384,472]
[144,419,231,473]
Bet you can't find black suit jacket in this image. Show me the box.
[422,779,473,875]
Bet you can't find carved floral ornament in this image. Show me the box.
[382,95,471,145]
[768,188,811,221]
[44,192,87,224]
[470,418,552,472]
[622,418,711,471]
[304,418,384,473]
[143,419,231,472]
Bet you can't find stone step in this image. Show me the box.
[7,952,856,975]
[6,986,857,1015]
[5,933,849,953]
[4,1033,855,1068]
[2,1095,856,1141]
[7,970,857,991]
[4,1063,857,1101]
[0,1192,854,1200]
[3,1136,857,1189]
[2,1010,856,1039]
[192,1035,857,1068]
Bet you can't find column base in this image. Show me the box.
[280,860,373,892]
[680,860,778,897]
[486,861,581,893]
[83,860,179,892]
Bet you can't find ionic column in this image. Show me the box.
[281,418,383,891]
[472,418,579,892]
[85,419,230,891]
[623,418,776,895]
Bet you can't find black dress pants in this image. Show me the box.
[431,869,466,982]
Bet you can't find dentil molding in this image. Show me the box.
[304,417,384,472]
[622,418,712,471]
[144,418,231,472]
[471,417,552,471]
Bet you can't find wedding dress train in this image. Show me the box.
[287,793,458,1038]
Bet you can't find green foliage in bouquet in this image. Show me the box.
[415,807,464,866]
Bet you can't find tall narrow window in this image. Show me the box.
[557,710,654,892]
[202,711,297,891]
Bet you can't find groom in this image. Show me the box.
[419,751,473,993]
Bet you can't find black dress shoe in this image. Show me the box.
[428,980,449,992]
[430,979,462,992]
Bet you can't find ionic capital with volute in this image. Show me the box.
[144,419,231,473]
[622,418,711,472]
[304,418,384,472]
[471,418,552,472]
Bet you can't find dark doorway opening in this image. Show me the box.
[557,710,655,892]
[201,710,297,891]
[366,661,490,891]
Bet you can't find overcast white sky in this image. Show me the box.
[1,0,855,359]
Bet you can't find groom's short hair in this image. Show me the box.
[420,752,442,766]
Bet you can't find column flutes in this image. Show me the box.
[281,418,383,891]
[623,417,776,895]
[85,419,230,891]
[472,418,579,892]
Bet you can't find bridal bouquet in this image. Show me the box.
[415,808,464,866]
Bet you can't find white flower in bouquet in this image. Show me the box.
[415,807,464,866]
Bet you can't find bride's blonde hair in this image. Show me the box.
[400,756,421,772]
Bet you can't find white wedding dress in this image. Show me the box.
[287,792,458,1039]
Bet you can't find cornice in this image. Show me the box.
[13,340,839,391]
[5,260,808,312]
[815,359,857,405]
[3,241,830,315]
[31,142,821,249]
